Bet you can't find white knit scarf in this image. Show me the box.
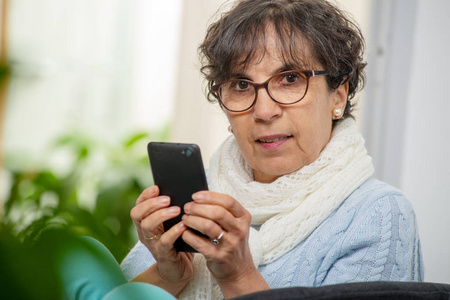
[180,118,374,300]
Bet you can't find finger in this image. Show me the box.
[136,185,160,205]
[191,191,247,218]
[181,229,206,252]
[181,214,223,239]
[130,195,171,222]
[158,222,188,251]
[181,228,226,254]
[140,206,181,232]
[183,203,237,233]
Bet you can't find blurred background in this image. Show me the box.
[0,0,448,290]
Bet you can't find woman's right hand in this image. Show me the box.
[130,185,194,296]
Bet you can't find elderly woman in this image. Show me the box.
[121,0,423,299]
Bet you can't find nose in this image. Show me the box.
[252,86,283,121]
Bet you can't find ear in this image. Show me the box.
[332,80,349,119]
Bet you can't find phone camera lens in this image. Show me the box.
[185,149,193,157]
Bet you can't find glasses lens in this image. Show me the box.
[268,71,308,104]
[219,80,255,111]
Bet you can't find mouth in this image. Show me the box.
[256,135,293,144]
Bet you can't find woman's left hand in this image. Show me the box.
[181,191,269,298]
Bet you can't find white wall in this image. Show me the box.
[169,0,230,168]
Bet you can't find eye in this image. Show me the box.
[232,80,251,91]
[283,72,300,84]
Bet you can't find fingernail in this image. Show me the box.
[168,206,180,214]
[184,202,191,212]
[159,196,169,203]
[192,192,205,201]
[179,222,186,229]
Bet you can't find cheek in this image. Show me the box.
[310,112,333,153]
[305,91,335,128]
[227,111,253,134]
[227,115,251,147]
[290,101,330,134]
[290,100,333,153]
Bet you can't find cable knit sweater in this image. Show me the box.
[120,177,423,288]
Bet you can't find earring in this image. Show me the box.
[333,108,342,118]
[228,125,233,133]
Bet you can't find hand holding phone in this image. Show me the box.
[148,142,209,252]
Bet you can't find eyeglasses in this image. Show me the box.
[212,70,328,113]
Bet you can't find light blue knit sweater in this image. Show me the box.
[120,178,424,288]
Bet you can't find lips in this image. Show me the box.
[258,136,290,143]
[256,134,292,143]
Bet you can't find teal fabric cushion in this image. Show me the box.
[57,236,174,300]
[57,236,128,300]
[104,282,175,300]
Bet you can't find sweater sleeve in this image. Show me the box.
[318,192,424,285]
[120,241,156,281]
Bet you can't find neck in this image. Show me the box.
[253,170,280,183]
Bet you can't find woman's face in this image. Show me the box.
[225,29,348,183]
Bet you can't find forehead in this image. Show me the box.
[229,23,317,75]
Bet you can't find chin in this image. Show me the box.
[254,164,302,183]
[269,157,304,173]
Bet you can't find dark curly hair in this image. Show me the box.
[199,0,366,120]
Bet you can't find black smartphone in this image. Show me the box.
[147,142,209,252]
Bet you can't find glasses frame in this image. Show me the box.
[212,70,328,113]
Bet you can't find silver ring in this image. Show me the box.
[211,231,224,245]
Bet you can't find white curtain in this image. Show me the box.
[363,0,450,283]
